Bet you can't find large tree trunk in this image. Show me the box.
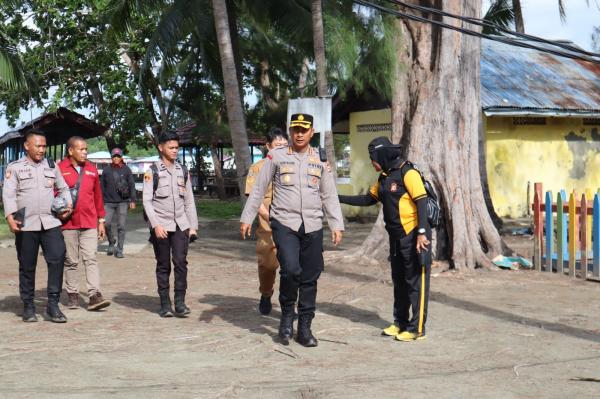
[512,0,525,33]
[311,0,336,177]
[349,1,504,270]
[212,0,252,198]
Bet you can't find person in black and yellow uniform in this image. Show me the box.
[339,136,431,341]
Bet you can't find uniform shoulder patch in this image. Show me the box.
[144,170,153,182]
[5,169,11,179]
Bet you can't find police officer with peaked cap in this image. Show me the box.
[143,131,198,318]
[240,113,344,347]
[2,129,72,323]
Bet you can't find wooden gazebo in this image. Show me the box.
[0,108,108,181]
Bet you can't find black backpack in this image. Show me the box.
[148,162,188,195]
[400,161,442,229]
[143,162,189,221]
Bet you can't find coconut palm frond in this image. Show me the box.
[482,0,515,35]
[0,27,26,89]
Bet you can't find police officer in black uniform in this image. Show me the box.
[339,137,432,341]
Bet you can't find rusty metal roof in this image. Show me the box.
[481,39,600,117]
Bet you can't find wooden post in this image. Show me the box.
[533,190,542,271]
[580,193,588,280]
[568,191,577,278]
[586,188,593,250]
[593,194,600,279]
[560,189,568,260]
[545,191,553,273]
[556,192,564,275]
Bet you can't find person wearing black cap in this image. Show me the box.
[143,131,198,318]
[240,113,344,347]
[100,147,137,258]
[338,136,432,341]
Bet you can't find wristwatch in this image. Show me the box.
[417,228,426,235]
[98,218,106,224]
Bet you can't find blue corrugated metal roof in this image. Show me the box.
[481,38,600,116]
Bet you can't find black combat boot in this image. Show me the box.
[22,302,37,322]
[159,293,174,318]
[278,311,294,345]
[296,315,318,347]
[174,291,190,318]
[258,295,272,315]
[46,297,67,323]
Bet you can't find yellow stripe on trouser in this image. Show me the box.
[418,264,425,335]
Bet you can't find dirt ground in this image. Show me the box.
[0,215,599,398]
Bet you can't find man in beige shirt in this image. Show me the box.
[143,131,198,318]
[241,113,344,347]
[245,128,288,315]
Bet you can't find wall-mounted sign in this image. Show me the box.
[356,123,392,133]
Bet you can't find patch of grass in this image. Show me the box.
[129,198,242,220]
[197,199,242,220]
[0,208,12,239]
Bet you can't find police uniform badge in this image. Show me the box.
[283,174,291,184]
[4,170,11,180]
[390,182,398,192]
[177,177,185,186]
[144,170,152,182]
[46,178,54,188]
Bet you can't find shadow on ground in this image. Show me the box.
[432,291,600,344]
[198,293,390,335]
[198,294,280,337]
[112,292,158,314]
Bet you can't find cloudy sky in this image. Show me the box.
[483,0,600,50]
[2,1,600,133]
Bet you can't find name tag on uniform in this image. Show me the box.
[307,168,322,177]
[280,165,295,174]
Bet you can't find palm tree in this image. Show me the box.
[311,0,336,176]
[0,25,26,89]
[484,0,568,34]
[212,0,251,197]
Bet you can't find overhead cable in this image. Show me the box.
[382,0,600,58]
[353,0,600,64]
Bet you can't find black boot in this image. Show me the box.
[296,315,318,347]
[46,300,67,323]
[278,312,294,345]
[22,302,37,322]
[174,291,190,318]
[159,293,174,318]
[258,295,272,315]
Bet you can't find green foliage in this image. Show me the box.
[0,25,26,90]
[197,198,242,219]
[324,2,395,101]
[0,0,399,153]
[482,0,515,34]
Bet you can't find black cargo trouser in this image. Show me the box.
[150,227,189,295]
[271,219,324,318]
[15,227,66,304]
[389,230,431,335]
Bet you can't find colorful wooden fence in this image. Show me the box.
[532,183,600,281]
